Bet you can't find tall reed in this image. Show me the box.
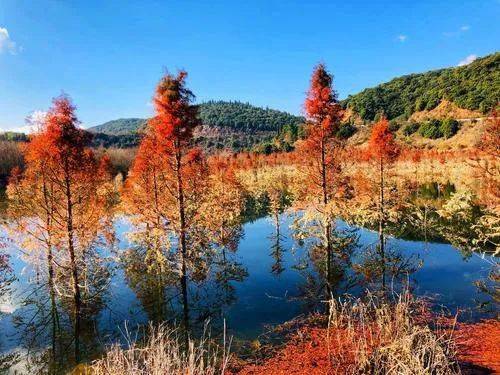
[88,323,231,375]
[327,292,459,374]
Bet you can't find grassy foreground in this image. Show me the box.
[77,293,499,375]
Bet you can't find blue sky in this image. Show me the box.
[0,0,498,131]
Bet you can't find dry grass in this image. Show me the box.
[327,293,459,374]
[86,323,231,375]
[238,292,460,374]
[86,294,471,375]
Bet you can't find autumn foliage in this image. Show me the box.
[365,117,399,163]
[7,95,113,362]
[2,64,498,374]
[122,71,207,346]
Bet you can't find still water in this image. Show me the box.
[0,213,496,361]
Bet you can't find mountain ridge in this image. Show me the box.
[91,53,499,139]
[342,52,499,121]
[88,101,304,136]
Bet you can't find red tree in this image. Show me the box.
[123,71,206,346]
[8,96,113,362]
[298,64,345,295]
[365,116,399,290]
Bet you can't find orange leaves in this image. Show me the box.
[123,69,206,238]
[149,70,200,146]
[455,320,500,373]
[304,63,344,136]
[365,117,399,163]
[8,95,112,245]
[296,63,348,209]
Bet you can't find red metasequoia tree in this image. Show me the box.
[365,116,399,290]
[298,63,345,295]
[8,96,113,362]
[123,71,206,346]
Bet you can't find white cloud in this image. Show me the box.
[3,125,34,134]
[457,54,477,66]
[0,27,20,55]
[397,35,407,42]
[443,25,471,37]
[0,111,49,134]
[25,110,47,126]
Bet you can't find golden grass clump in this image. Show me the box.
[328,292,459,374]
[87,323,231,375]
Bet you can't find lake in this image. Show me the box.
[0,213,497,365]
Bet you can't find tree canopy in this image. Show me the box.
[343,52,500,120]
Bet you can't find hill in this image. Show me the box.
[88,101,304,151]
[197,101,303,132]
[88,118,147,135]
[343,52,499,121]
[88,101,304,135]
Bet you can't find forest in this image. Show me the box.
[84,101,304,151]
[0,64,498,375]
[343,52,500,120]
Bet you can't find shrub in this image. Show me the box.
[440,118,460,139]
[418,119,443,139]
[361,326,458,374]
[0,141,24,189]
[402,122,419,136]
[388,120,401,132]
[336,123,357,139]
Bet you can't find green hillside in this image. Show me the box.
[88,101,304,135]
[343,52,500,121]
[88,118,147,135]
[197,100,303,132]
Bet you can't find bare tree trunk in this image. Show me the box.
[321,139,332,296]
[42,180,59,366]
[175,150,189,349]
[378,158,386,292]
[47,245,58,359]
[65,175,81,362]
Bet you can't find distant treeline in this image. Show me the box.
[0,141,24,192]
[0,132,29,142]
[198,101,304,132]
[87,118,147,135]
[343,52,500,120]
[87,101,305,151]
[89,101,305,135]
[91,132,140,148]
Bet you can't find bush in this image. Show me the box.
[336,123,357,139]
[388,120,401,132]
[0,141,24,189]
[402,122,419,136]
[439,118,460,139]
[362,326,459,374]
[418,119,443,139]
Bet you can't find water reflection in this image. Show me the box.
[269,215,286,276]
[0,204,498,372]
